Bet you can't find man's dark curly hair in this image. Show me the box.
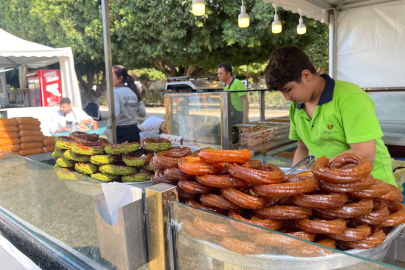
[265,46,316,90]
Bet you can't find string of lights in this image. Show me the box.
[191,0,325,34]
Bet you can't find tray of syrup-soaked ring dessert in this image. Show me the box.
[168,150,405,270]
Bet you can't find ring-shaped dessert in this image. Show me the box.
[228,163,284,184]
[90,155,122,165]
[221,188,269,210]
[178,180,217,194]
[75,162,98,175]
[105,142,140,155]
[141,138,172,152]
[99,164,137,175]
[314,199,374,219]
[198,149,251,164]
[253,205,312,219]
[122,172,153,182]
[252,175,319,197]
[318,174,375,193]
[290,193,348,209]
[293,218,347,234]
[200,194,241,210]
[178,156,224,176]
[90,172,119,182]
[63,150,91,162]
[311,154,373,183]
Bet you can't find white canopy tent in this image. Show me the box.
[0,28,82,107]
[263,0,405,88]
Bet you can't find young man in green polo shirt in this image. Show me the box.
[218,62,249,124]
[264,46,396,185]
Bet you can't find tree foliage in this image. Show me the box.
[0,0,329,103]
[131,68,166,91]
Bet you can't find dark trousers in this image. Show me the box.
[231,105,243,126]
[116,125,141,144]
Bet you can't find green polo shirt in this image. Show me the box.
[224,78,246,112]
[289,74,395,186]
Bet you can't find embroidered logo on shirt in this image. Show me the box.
[324,124,340,135]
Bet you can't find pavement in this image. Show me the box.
[100,105,165,123]
[100,105,289,123]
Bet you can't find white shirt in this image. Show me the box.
[50,107,93,134]
[139,116,165,139]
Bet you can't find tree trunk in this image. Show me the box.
[194,68,210,76]
[183,66,196,76]
[252,76,260,89]
[141,78,153,91]
[77,71,106,105]
[151,61,177,77]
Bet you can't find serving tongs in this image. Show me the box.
[284,155,315,175]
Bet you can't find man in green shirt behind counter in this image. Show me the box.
[264,46,395,186]
[218,62,249,124]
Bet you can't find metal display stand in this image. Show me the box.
[93,193,148,270]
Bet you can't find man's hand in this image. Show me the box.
[80,119,92,125]
[54,126,71,133]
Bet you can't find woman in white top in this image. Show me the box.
[138,116,166,142]
[112,65,146,144]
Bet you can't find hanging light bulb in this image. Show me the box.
[297,9,306,35]
[272,4,282,34]
[238,0,250,28]
[192,0,205,16]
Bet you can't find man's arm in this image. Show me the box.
[74,108,93,125]
[80,119,92,125]
[333,139,376,163]
[240,95,249,124]
[53,126,72,133]
[292,140,309,166]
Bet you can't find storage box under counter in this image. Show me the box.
[240,128,275,146]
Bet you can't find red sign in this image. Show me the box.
[27,70,62,107]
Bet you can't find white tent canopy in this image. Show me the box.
[0,28,82,107]
[263,0,405,88]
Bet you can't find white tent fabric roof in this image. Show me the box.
[0,28,82,107]
[262,0,405,88]
[262,0,402,22]
[0,28,73,68]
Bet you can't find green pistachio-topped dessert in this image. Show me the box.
[56,158,75,168]
[75,163,98,175]
[99,164,137,175]
[104,142,140,155]
[90,172,119,182]
[122,172,153,182]
[90,155,122,165]
[64,150,91,162]
[52,148,66,160]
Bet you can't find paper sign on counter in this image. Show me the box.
[101,182,142,226]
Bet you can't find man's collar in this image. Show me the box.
[227,77,235,88]
[297,74,335,110]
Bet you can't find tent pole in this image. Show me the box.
[329,9,338,79]
[101,0,117,143]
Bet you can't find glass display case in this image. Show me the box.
[0,151,116,269]
[169,201,404,270]
[165,92,232,149]
[165,90,295,155]
[1,152,405,270]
